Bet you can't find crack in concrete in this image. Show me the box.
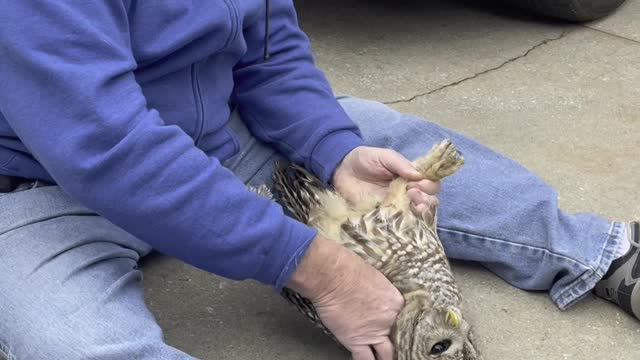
[583,26,640,45]
[383,31,570,105]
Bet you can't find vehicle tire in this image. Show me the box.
[513,0,626,21]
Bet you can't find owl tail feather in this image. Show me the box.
[272,161,325,224]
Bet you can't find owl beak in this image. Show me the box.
[445,309,461,328]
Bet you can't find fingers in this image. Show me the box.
[407,179,440,195]
[378,149,422,181]
[373,338,395,360]
[407,188,438,206]
[407,188,426,204]
[351,345,376,360]
[411,203,430,215]
[350,339,395,360]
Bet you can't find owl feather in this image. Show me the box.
[266,140,481,360]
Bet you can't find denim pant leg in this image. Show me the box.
[222,110,285,188]
[222,97,625,310]
[336,96,626,310]
[224,97,626,310]
[0,187,195,360]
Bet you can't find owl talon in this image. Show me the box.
[415,140,465,182]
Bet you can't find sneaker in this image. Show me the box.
[594,221,640,319]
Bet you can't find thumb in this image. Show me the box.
[378,149,422,181]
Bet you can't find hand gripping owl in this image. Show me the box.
[254,140,481,360]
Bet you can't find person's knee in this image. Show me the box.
[0,218,168,359]
[337,96,445,158]
[0,300,178,360]
[338,96,399,128]
[337,96,407,145]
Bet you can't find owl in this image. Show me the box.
[256,140,480,360]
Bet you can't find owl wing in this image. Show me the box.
[272,160,324,223]
[271,161,342,343]
[280,287,340,344]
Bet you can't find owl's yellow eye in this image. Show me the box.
[430,340,451,355]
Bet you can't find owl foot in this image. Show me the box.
[414,140,465,182]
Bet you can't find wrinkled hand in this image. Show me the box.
[287,236,404,360]
[333,146,440,214]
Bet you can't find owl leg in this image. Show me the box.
[405,140,463,228]
[414,140,465,182]
[380,140,463,223]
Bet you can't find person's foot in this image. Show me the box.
[594,221,640,319]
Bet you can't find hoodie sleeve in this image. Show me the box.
[0,1,316,290]
[232,0,364,184]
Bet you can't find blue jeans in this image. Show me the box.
[0,97,626,359]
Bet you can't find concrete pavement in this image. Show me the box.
[143,1,640,359]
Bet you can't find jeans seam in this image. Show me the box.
[0,212,96,238]
[551,222,624,309]
[437,226,593,272]
[227,137,257,171]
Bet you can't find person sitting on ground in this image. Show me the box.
[0,1,637,359]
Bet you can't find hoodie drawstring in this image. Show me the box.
[263,0,271,60]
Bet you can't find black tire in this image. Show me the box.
[513,0,626,22]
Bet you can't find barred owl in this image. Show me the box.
[260,140,480,359]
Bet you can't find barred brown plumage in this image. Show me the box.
[262,140,481,359]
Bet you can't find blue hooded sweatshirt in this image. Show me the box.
[0,1,363,289]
